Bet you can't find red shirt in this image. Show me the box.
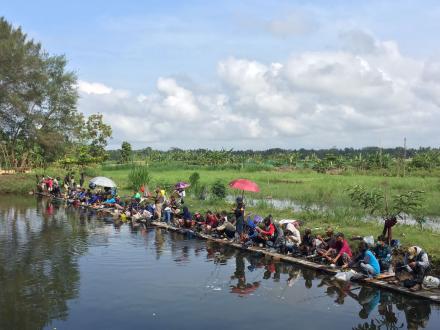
[337,239,352,258]
[206,214,218,227]
[260,223,275,237]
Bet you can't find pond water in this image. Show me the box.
[1,196,439,330]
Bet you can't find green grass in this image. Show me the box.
[2,166,440,215]
[0,173,36,194]
[98,167,440,215]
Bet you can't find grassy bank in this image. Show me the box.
[0,173,35,194]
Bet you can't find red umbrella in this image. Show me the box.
[229,179,260,194]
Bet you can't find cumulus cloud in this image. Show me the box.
[78,30,440,149]
[77,80,112,95]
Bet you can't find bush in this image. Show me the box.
[211,180,226,199]
[83,166,100,178]
[128,166,152,190]
[189,172,200,187]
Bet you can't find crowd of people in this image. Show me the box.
[36,176,432,293]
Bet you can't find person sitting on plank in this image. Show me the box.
[181,206,192,228]
[205,210,219,234]
[400,246,431,291]
[350,241,380,278]
[373,236,393,273]
[326,232,352,268]
[299,228,315,256]
[282,221,302,254]
[193,212,205,231]
[317,226,338,257]
[241,215,259,247]
[255,215,275,247]
[215,215,236,239]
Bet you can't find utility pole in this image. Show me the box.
[403,137,407,177]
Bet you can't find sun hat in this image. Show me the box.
[408,246,419,259]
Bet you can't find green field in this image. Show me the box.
[99,167,440,215]
[1,166,440,264]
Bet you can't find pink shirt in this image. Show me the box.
[338,239,352,257]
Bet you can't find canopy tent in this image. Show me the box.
[89,176,117,188]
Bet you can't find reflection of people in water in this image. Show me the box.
[348,287,381,319]
[377,291,399,328]
[302,268,315,289]
[46,201,54,216]
[318,277,353,305]
[403,299,431,330]
[154,228,164,260]
[287,269,302,287]
[263,261,276,280]
[230,252,260,296]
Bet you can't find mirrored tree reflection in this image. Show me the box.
[0,198,89,330]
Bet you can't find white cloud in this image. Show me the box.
[77,80,112,95]
[77,31,440,149]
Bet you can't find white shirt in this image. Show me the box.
[286,223,301,244]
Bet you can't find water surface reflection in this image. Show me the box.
[0,197,438,330]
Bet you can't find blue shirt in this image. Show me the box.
[246,218,258,239]
[364,250,381,275]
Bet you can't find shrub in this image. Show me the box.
[128,166,152,191]
[83,166,100,178]
[189,172,200,187]
[211,180,226,199]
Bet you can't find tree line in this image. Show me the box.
[0,17,111,170]
[108,144,440,175]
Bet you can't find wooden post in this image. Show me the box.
[403,137,407,177]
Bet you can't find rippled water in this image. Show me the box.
[0,196,439,330]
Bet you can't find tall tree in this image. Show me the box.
[81,113,112,161]
[120,141,132,163]
[0,17,81,168]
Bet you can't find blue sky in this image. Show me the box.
[3,0,440,149]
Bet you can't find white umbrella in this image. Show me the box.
[90,176,117,188]
[279,219,300,225]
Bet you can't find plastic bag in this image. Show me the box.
[335,269,357,281]
[422,276,440,289]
